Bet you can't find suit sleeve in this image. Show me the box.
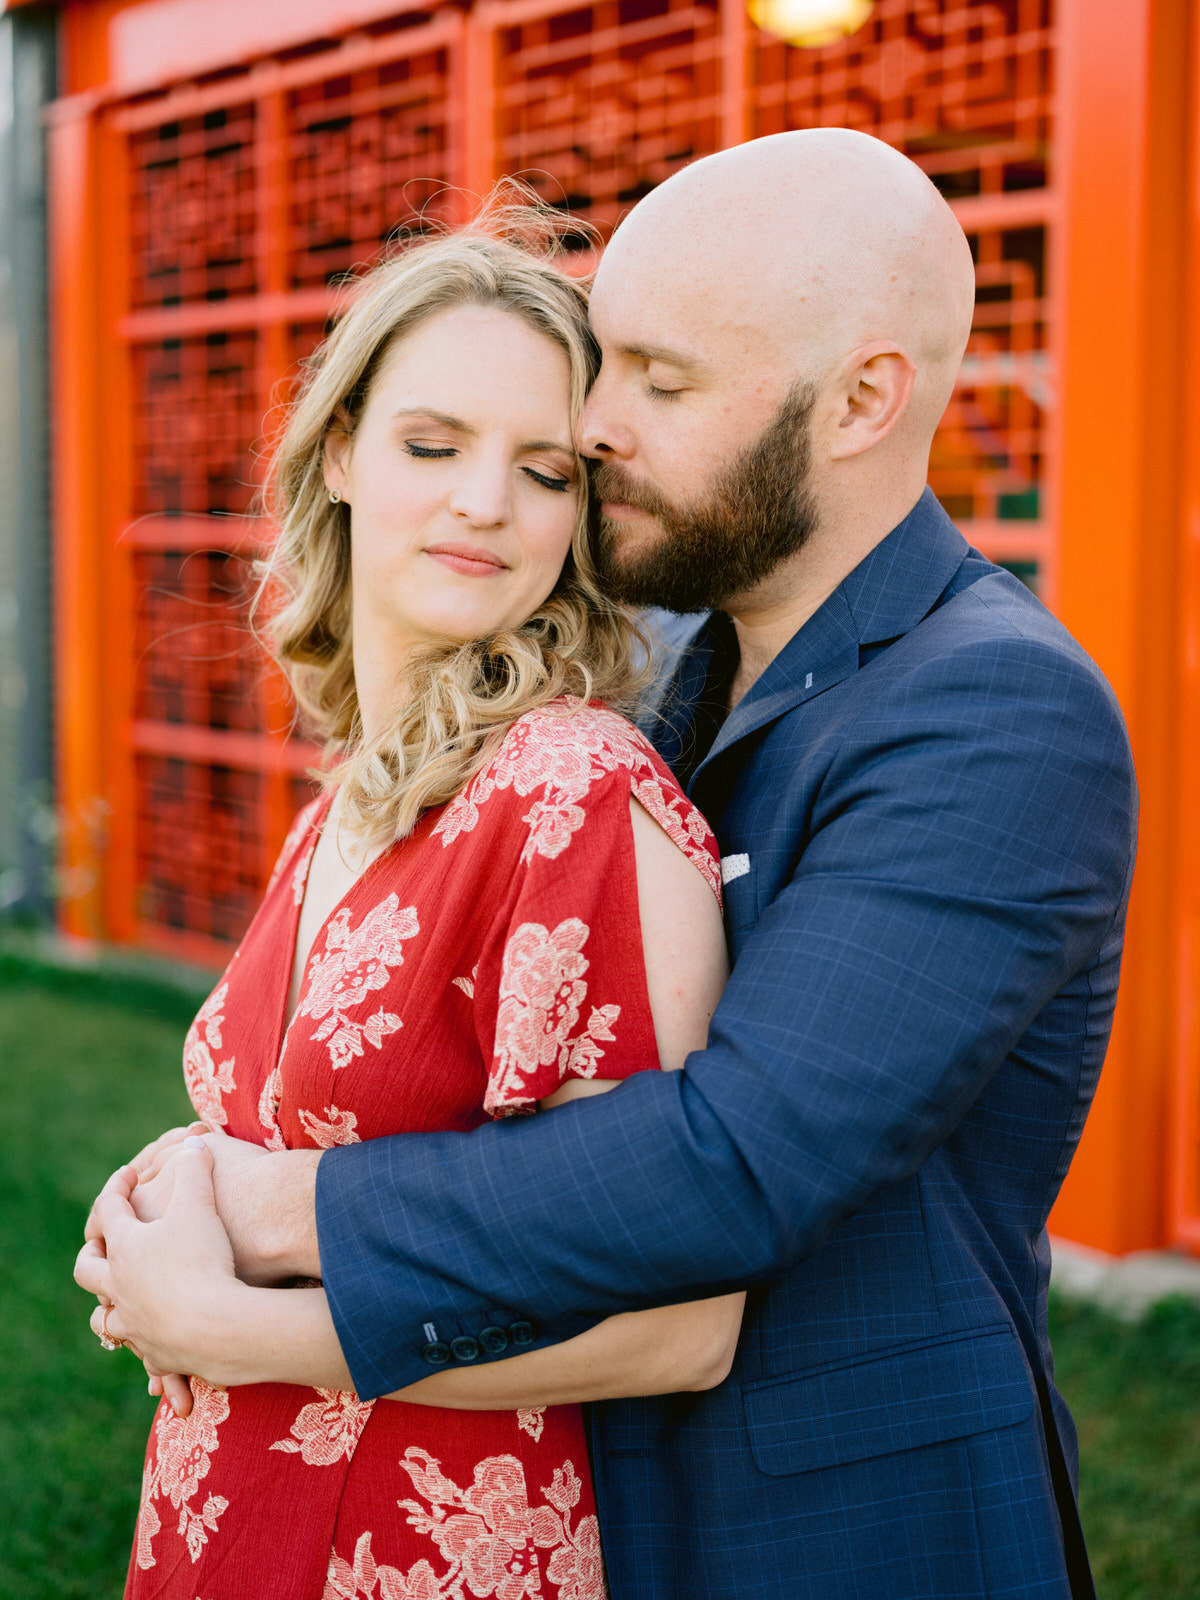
[316,636,1137,1398]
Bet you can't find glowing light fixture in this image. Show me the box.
[747,0,874,48]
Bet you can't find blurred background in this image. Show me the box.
[0,1,1197,1595]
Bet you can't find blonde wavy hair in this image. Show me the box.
[257,200,651,848]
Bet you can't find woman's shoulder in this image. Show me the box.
[453,696,680,813]
[497,695,666,782]
[432,696,720,896]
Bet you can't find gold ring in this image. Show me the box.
[98,1304,125,1352]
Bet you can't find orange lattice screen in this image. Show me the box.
[89,0,1056,965]
[494,0,724,232]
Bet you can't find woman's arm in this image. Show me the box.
[177,1276,743,1404]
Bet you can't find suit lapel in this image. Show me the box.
[687,489,973,792]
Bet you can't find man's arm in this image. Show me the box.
[78,1151,742,1406]
[313,635,1136,1398]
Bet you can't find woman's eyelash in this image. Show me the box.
[406,441,569,492]
[405,442,456,459]
[646,383,682,402]
[524,467,571,493]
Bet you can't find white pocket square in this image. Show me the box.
[721,853,750,884]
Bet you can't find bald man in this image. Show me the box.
[83,132,1132,1599]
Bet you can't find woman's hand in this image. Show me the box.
[87,1121,319,1286]
[75,1138,245,1384]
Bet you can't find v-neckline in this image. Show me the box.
[273,792,394,1069]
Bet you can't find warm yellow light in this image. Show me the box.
[747,0,874,48]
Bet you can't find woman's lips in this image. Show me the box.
[424,543,507,576]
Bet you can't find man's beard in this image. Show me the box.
[591,382,819,613]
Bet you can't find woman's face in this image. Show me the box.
[325,303,582,657]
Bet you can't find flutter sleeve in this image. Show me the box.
[464,704,721,1117]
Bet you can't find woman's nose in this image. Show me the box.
[447,464,511,528]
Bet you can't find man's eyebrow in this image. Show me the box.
[391,408,574,457]
[617,341,705,371]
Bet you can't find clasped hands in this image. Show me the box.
[74,1123,320,1417]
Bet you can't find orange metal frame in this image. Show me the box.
[42,0,1198,1256]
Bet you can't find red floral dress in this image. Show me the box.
[126,698,721,1600]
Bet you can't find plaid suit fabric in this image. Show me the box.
[318,490,1136,1598]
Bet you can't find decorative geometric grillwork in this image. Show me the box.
[129,104,258,308]
[135,755,264,942]
[133,550,264,732]
[287,49,455,288]
[132,334,262,516]
[930,222,1047,524]
[750,0,1053,197]
[495,0,724,235]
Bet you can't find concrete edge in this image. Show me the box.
[1050,1235,1200,1322]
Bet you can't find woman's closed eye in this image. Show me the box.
[405,441,456,459]
[405,441,570,493]
[523,466,572,493]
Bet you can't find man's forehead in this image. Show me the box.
[591,228,802,367]
[588,280,784,375]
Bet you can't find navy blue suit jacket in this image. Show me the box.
[317,491,1136,1599]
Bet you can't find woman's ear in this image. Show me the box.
[826,343,916,461]
[322,410,353,503]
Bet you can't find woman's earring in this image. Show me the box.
[328,489,342,505]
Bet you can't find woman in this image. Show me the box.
[87,213,738,1599]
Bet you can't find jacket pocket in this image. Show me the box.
[742,1324,1035,1477]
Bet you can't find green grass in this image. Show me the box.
[1050,1293,1200,1599]
[0,953,201,1600]
[0,950,1197,1598]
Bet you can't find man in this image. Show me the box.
[82,129,1135,1598]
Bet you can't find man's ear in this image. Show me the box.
[322,409,353,502]
[826,344,916,460]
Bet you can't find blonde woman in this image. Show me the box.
[99,217,737,1598]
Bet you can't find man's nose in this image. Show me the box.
[580,380,635,461]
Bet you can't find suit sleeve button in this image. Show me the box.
[508,1320,536,1347]
[479,1325,510,1355]
[450,1335,481,1362]
[421,1341,451,1367]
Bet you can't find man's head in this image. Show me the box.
[583,129,975,613]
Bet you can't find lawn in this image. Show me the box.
[1,949,1197,1599]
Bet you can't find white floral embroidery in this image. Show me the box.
[293,893,419,1070]
[293,834,320,908]
[183,984,236,1126]
[257,1065,286,1151]
[136,1381,230,1568]
[432,700,720,898]
[540,1461,606,1600]
[487,919,620,1114]
[298,1103,361,1147]
[516,1408,545,1443]
[630,773,721,898]
[266,799,321,897]
[324,1450,607,1600]
[270,1389,375,1466]
[451,965,478,1000]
